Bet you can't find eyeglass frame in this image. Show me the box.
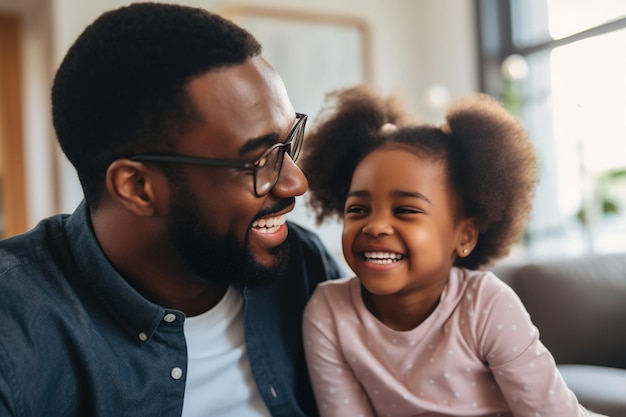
[129,112,307,197]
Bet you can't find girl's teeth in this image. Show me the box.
[363,251,404,263]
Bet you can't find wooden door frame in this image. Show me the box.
[0,13,27,238]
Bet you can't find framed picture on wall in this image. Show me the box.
[220,5,373,120]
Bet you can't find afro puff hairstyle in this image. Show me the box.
[300,85,538,269]
[51,2,261,209]
[299,85,416,224]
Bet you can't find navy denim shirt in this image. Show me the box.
[0,202,343,417]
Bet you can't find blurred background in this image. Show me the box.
[1,0,625,266]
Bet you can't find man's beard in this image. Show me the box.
[166,179,290,288]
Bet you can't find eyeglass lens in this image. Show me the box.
[255,116,306,196]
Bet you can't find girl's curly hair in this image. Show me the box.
[300,85,538,269]
[300,85,415,224]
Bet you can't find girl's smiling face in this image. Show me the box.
[342,148,475,297]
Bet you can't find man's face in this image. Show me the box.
[167,172,291,288]
[165,57,308,286]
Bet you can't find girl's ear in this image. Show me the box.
[455,217,478,258]
[105,159,160,217]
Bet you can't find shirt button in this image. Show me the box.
[163,313,176,323]
[138,332,148,342]
[171,367,183,380]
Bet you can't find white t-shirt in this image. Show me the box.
[181,286,270,417]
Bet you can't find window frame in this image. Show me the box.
[475,0,626,257]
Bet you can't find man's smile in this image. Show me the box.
[252,214,287,233]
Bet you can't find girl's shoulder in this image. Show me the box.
[305,276,363,323]
[449,267,520,308]
[453,267,515,292]
[309,276,359,304]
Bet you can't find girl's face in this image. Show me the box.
[342,148,474,297]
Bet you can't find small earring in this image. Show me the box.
[463,248,469,255]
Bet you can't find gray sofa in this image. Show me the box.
[493,251,626,417]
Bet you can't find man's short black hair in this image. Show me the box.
[51,2,261,208]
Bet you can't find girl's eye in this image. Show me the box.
[395,207,423,215]
[345,205,368,214]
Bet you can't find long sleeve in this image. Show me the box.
[475,274,599,417]
[302,280,375,417]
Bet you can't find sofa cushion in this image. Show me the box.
[558,364,626,417]
[493,252,626,369]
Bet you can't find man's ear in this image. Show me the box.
[105,159,160,217]
[455,217,479,258]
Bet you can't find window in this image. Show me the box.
[477,0,626,259]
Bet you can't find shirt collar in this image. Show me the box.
[65,200,168,345]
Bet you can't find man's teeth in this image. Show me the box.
[363,251,404,264]
[252,215,287,233]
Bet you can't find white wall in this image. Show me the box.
[19,0,56,227]
[2,0,478,258]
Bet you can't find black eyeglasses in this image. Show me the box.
[130,113,307,197]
